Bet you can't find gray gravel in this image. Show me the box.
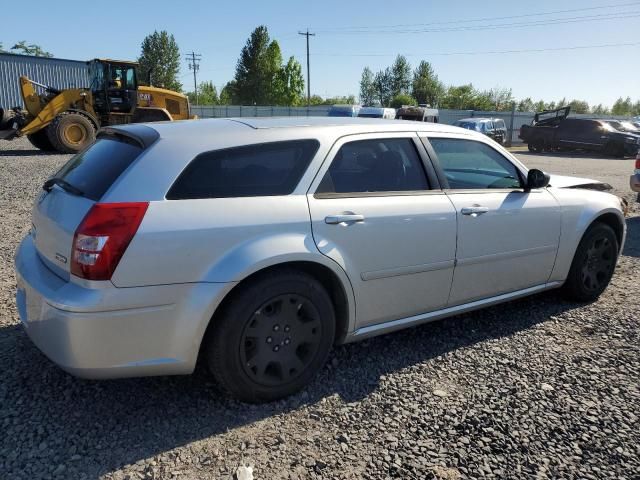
[1,137,639,479]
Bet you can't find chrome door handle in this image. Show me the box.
[461,206,489,216]
[325,214,365,224]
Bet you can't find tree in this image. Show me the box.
[138,31,181,91]
[411,61,443,107]
[274,56,305,105]
[374,68,393,107]
[534,100,546,112]
[187,81,218,105]
[611,97,633,116]
[232,26,283,105]
[517,97,535,112]
[0,42,6,53]
[390,94,417,109]
[10,40,52,57]
[390,55,412,97]
[484,87,513,111]
[568,99,590,114]
[359,67,377,106]
[591,104,610,115]
[219,82,235,105]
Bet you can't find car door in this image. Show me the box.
[307,133,458,328]
[576,121,608,151]
[421,135,561,306]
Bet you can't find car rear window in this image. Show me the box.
[166,139,320,199]
[53,137,143,201]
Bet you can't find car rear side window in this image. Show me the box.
[316,138,429,196]
[166,140,319,199]
[53,137,143,201]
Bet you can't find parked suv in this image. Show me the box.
[520,107,640,156]
[453,118,508,144]
[16,118,625,402]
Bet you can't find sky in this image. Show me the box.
[3,0,639,107]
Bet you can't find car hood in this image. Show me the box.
[547,174,612,191]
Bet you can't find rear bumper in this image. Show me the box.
[630,174,640,193]
[15,234,233,379]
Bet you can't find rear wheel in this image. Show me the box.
[532,138,545,153]
[206,270,335,403]
[27,129,55,151]
[47,112,96,153]
[563,223,618,302]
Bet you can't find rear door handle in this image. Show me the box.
[325,214,365,224]
[461,206,489,216]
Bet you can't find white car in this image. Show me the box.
[15,118,625,402]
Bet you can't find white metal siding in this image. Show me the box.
[0,53,90,109]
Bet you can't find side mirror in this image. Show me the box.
[526,169,550,190]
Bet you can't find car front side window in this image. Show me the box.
[428,138,522,190]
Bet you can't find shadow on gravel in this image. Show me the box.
[623,215,640,258]
[0,290,584,477]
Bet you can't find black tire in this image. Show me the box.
[207,269,335,403]
[562,222,618,302]
[532,138,545,153]
[604,141,625,158]
[0,108,12,130]
[527,143,535,152]
[27,129,55,151]
[47,112,96,153]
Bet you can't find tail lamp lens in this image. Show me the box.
[71,202,149,280]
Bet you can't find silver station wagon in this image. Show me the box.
[15,117,625,402]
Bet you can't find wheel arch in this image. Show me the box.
[197,257,356,364]
[591,211,625,249]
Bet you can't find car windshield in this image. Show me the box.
[619,121,640,132]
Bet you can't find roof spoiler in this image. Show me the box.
[97,124,160,149]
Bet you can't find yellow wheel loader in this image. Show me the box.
[0,59,195,153]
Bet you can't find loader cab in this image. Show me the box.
[88,59,139,116]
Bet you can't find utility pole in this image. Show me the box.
[186,51,202,105]
[298,29,315,106]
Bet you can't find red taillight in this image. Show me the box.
[635,154,640,171]
[71,202,149,280]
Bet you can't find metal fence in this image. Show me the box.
[0,53,90,109]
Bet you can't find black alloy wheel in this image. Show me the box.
[563,222,618,302]
[240,294,323,386]
[579,235,616,294]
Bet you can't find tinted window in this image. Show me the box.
[429,138,522,190]
[167,140,319,199]
[316,138,429,195]
[53,137,142,201]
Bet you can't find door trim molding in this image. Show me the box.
[456,244,557,267]
[361,259,455,281]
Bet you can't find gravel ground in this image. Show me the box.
[0,137,638,479]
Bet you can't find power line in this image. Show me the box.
[302,41,640,58]
[186,51,202,102]
[313,1,640,32]
[312,9,640,35]
[298,29,316,106]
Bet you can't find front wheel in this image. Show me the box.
[562,223,618,302]
[206,270,335,403]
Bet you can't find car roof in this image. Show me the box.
[456,117,496,123]
[143,117,463,139]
